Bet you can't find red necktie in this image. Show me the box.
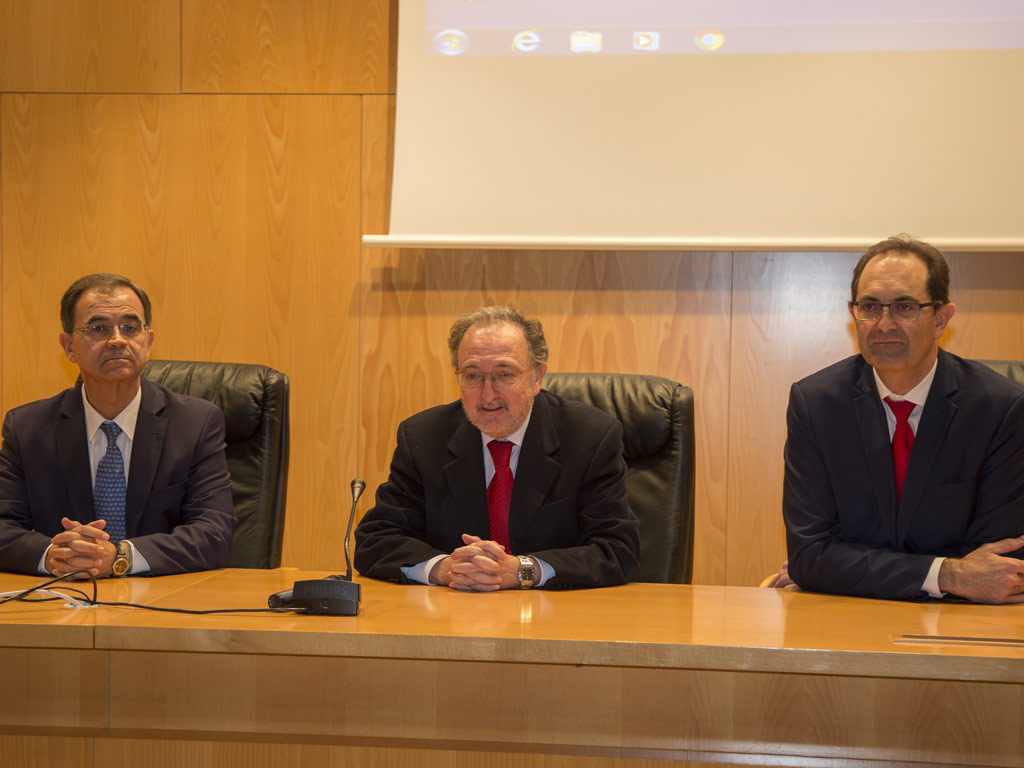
[884,397,915,502]
[487,440,514,550]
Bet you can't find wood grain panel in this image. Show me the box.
[0,0,179,93]
[183,0,394,94]
[944,251,1024,358]
[0,93,363,571]
[107,649,1024,766]
[0,735,92,768]
[0,649,107,729]
[728,252,861,586]
[95,739,726,768]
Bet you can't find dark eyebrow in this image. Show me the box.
[85,312,143,324]
[855,294,923,303]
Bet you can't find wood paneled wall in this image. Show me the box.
[2,1,1022,586]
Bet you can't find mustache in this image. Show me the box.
[868,331,906,342]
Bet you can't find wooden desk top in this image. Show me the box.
[3,568,1023,682]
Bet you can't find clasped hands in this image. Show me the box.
[44,517,117,578]
[429,533,523,591]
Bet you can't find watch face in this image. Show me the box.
[113,545,129,575]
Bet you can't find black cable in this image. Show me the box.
[0,571,304,614]
[91,601,304,614]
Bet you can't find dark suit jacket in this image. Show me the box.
[0,379,236,575]
[354,389,640,589]
[784,349,1024,600]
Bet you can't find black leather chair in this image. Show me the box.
[542,372,695,583]
[977,359,1024,386]
[143,360,290,568]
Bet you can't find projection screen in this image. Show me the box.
[364,0,1024,250]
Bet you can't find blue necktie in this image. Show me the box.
[95,421,127,542]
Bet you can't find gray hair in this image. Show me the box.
[447,306,548,369]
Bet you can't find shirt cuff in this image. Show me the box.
[533,556,554,586]
[124,540,150,575]
[402,553,555,587]
[403,554,447,585]
[922,556,946,598]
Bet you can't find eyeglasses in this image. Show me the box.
[455,368,534,389]
[73,323,148,342]
[849,301,941,322]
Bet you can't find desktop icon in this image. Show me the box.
[633,31,660,51]
[512,30,542,53]
[694,29,725,51]
[434,28,469,56]
[570,30,603,54]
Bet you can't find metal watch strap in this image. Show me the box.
[516,555,535,589]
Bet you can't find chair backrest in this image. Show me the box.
[976,359,1024,386]
[542,372,695,583]
[143,360,290,568]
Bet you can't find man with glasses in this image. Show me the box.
[780,235,1024,602]
[355,306,639,590]
[0,273,235,577]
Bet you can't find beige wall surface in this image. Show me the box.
[1,1,1022,585]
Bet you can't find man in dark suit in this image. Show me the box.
[354,306,639,590]
[0,273,235,577]
[782,235,1024,602]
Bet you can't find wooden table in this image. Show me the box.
[2,568,1023,768]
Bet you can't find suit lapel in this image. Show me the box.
[125,379,167,537]
[898,351,957,542]
[443,416,490,535]
[853,362,900,539]
[56,386,95,522]
[508,394,561,545]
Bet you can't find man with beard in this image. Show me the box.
[354,306,639,590]
[781,235,1024,603]
[0,273,235,577]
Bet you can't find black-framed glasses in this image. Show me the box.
[849,301,941,322]
[455,368,534,389]
[73,323,148,342]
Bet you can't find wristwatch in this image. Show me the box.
[112,541,132,577]
[516,555,535,589]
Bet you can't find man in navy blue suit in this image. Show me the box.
[0,273,235,577]
[781,235,1024,602]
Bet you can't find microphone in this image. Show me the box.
[267,588,293,609]
[269,477,365,615]
[342,478,366,582]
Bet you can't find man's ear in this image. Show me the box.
[59,332,76,363]
[532,363,548,394]
[934,302,956,338]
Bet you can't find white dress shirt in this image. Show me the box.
[872,359,943,597]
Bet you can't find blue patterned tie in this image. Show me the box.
[95,421,127,543]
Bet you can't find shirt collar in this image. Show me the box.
[873,357,938,408]
[81,384,143,442]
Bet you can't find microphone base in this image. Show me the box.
[291,578,360,616]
